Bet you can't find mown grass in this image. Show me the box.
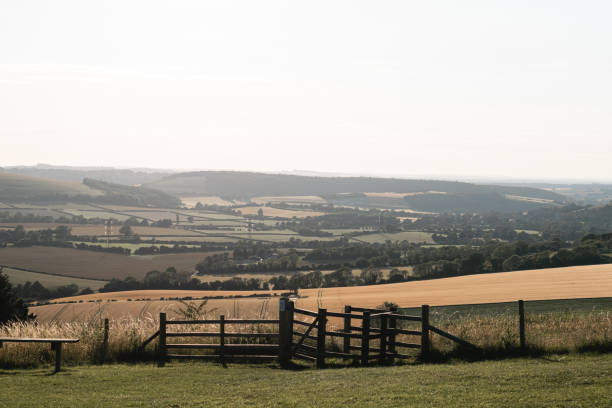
[1,354,611,407]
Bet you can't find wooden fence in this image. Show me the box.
[149,298,477,367]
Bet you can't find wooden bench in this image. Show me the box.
[0,338,79,372]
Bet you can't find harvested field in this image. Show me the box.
[251,195,326,204]
[32,263,612,322]
[0,246,219,280]
[351,231,434,244]
[237,206,324,219]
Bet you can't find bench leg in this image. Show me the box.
[51,342,62,372]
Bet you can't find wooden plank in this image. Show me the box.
[159,312,167,367]
[361,311,370,366]
[519,299,526,351]
[167,319,279,325]
[421,305,430,360]
[394,329,421,336]
[395,341,421,349]
[294,319,315,327]
[325,331,361,339]
[291,316,319,356]
[166,332,279,338]
[343,305,351,354]
[293,308,318,318]
[294,352,316,362]
[0,338,79,343]
[326,311,364,319]
[393,315,422,322]
[317,308,327,369]
[428,325,479,350]
[139,330,159,351]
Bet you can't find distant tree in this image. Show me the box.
[257,208,264,217]
[119,224,134,236]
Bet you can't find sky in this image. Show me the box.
[1,1,611,181]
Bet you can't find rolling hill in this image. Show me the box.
[145,171,566,212]
[0,172,180,208]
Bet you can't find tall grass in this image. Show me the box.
[1,307,610,369]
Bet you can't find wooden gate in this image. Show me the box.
[279,300,477,368]
[157,313,279,366]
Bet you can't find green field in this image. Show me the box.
[2,267,108,290]
[351,231,434,244]
[400,297,612,320]
[1,354,611,407]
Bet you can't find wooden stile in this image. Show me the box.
[159,312,167,367]
[343,305,351,354]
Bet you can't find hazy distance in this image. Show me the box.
[1,1,611,181]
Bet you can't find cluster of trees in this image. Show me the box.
[0,225,73,247]
[12,281,93,301]
[99,267,263,292]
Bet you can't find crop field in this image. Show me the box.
[0,172,103,198]
[237,206,325,219]
[351,231,434,244]
[180,196,236,207]
[251,195,327,204]
[0,246,219,280]
[2,267,108,290]
[30,263,612,323]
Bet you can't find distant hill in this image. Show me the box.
[2,164,171,186]
[0,172,180,208]
[145,171,566,213]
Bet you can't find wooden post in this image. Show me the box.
[158,312,167,367]
[102,318,109,363]
[52,342,62,373]
[278,297,294,368]
[220,315,225,366]
[343,305,351,354]
[379,314,387,365]
[420,305,430,361]
[361,311,370,366]
[518,300,526,351]
[389,306,397,364]
[317,308,327,368]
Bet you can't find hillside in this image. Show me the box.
[145,171,566,213]
[2,164,171,185]
[0,172,180,208]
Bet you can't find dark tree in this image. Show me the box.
[0,268,34,324]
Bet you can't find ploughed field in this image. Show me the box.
[30,264,612,322]
[0,246,218,280]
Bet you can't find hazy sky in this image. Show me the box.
[1,1,611,181]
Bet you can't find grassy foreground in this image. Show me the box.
[1,354,611,407]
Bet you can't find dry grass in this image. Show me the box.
[0,246,219,280]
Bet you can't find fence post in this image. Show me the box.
[343,305,351,354]
[420,305,430,361]
[220,315,225,366]
[102,318,109,363]
[379,314,387,365]
[278,297,294,368]
[389,306,397,364]
[518,300,526,351]
[317,308,327,368]
[158,312,167,367]
[361,311,370,366]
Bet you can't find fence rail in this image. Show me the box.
[150,297,480,368]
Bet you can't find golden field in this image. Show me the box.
[237,206,325,219]
[30,263,612,322]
